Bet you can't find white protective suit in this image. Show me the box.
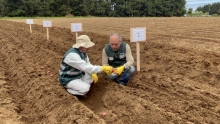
[63,52,102,95]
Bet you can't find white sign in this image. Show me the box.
[71,23,82,32]
[26,19,33,24]
[130,27,146,42]
[43,21,52,27]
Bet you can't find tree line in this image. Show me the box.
[0,0,187,17]
[186,2,220,16]
[196,2,220,15]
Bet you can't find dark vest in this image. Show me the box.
[59,48,87,86]
[104,42,127,68]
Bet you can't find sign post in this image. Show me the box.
[26,19,33,33]
[130,27,146,71]
[43,21,52,40]
[71,23,82,41]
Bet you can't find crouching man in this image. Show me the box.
[59,35,113,98]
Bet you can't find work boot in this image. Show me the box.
[75,95,87,99]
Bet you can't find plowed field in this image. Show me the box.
[1,17,220,124]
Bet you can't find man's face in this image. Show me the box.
[80,47,89,53]
[110,35,121,51]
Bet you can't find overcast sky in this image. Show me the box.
[186,0,220,11]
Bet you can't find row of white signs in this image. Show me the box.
[26,19,82,32]
[26,19,146,42]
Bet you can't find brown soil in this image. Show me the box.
[1,17,220,124]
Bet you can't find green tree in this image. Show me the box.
[21,0,40,17]
[5,0,24,16]
[173,0,186,17]
[162,0,176,17]
[146,0,154,16]
[50,0,66,16]
[196,2,220,15]
[187,8,193,16]
[0,0,7,16]
[210,2,220,15]
[70,0,88,16]
[37,1,52,16]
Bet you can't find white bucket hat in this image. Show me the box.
[72,35,95,48]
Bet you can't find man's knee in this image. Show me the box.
[107,73,118,80]
[128,66,135,74]
[66,83,91,95]
[80,84,91,94]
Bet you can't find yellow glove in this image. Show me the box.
[114,66,124,75]
[91,74,98,84]
[101,66,113,75]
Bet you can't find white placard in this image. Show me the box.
[43,21,52,27]
[130,27,146,42]
[26,19,33,24]
[71,23,82,32]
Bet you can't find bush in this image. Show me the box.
[212,14,219,17]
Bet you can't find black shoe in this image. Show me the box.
[117,81,126,86]
[113,79,118,83]
[75,95,87,99]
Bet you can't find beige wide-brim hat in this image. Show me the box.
[72,35,95,48]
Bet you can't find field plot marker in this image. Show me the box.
[43,21,52,40]
[26,19,33,33]
[71,23,82,41]
[130,27,146,71]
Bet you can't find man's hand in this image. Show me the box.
[91,74,98,84]
[101,66,113,75]
[114,66,124,75]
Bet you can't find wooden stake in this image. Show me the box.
[136,42,140,71]
[29,24,32,33]
[47,28,49,40]
[76,32,78,41]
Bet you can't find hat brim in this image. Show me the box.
[72,42,95,48]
